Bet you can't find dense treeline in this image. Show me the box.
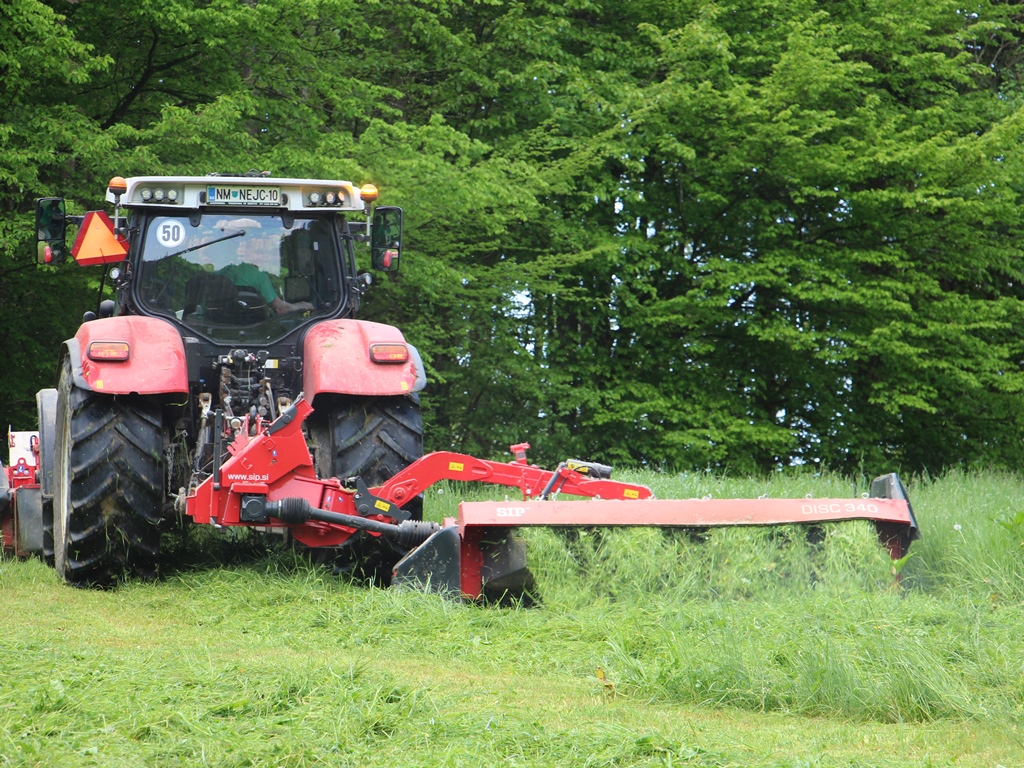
[3,0,1024,474]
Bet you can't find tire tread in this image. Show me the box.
[54,359,164,586]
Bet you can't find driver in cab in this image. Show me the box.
[214,218,313,315]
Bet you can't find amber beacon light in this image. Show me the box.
[359,184,379,203]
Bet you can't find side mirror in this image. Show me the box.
[371,206,403,272]
[35,197,67,265]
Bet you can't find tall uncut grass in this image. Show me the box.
[429,469,1024,724]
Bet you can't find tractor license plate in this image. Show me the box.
[206,185,281,206]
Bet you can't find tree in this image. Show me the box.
[412,0,1024,474]
[4,0,1024,477]
[0,0,111,425]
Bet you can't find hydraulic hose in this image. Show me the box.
[266,497,441,548]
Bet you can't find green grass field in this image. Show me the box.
[2,470,1023,767]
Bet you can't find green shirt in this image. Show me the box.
[218,262,277,304]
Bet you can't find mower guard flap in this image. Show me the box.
[393,525,534,602]
[392,526,462,595]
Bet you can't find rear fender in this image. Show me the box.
[64,316,188,395]
[303,319,426,400]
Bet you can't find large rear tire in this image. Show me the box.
[53,358,164,587]
[308,395,423,582]
[311,395,424,496]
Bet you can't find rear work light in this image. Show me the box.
[139,187,179,204]
[308,190,347,206]
[369,343,408,363]
[88,341,130,361]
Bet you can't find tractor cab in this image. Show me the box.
[35,174,405,343]
[55,175,401,346]
[136,211,345,344]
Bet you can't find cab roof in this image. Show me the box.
[108,175,368,213]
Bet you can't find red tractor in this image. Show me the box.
[3,173,919,598]
[30,173,427,586]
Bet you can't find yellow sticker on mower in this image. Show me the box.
[374,500,390,512]
[623,489,640,499]
[449,461,465,472]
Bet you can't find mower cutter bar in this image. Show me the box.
[184,397,919,601]
[457,496,913,533]
[393,473,918,599]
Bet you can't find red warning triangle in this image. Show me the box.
[71,211,128,266]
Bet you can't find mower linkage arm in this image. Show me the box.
[371,450,652,510]
[184,397,651,546]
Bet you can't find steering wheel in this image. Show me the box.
[235,288,272,321]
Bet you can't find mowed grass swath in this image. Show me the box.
[2,470,1024,767]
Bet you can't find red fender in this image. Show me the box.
[303,320,425,399]
[65,316,188,395]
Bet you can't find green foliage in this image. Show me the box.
[4,0,1024,477]
[0,0,114,421]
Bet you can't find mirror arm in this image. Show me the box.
[114,260,133,287]
[111,191,123,235]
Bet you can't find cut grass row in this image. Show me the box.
[1,469,1023,766]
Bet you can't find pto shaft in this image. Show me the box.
[265,497,441,548]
